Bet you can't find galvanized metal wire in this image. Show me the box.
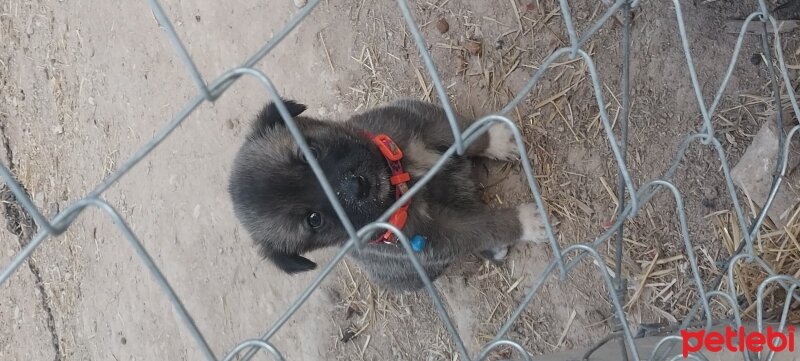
[1,0,799,360]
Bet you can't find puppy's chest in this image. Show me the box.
[401,140,475,206]
[403,139,441,178]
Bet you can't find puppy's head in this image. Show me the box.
[228,99,392,274]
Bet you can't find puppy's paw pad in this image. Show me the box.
[484,124,520,161]
[479,245,510,264]
[517,203,551,244]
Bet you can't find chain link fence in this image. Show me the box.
[1,0,799,360]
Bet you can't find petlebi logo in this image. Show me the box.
[681,326,796,358]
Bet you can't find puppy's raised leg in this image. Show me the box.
[390,99,522,161]
[437,203,550,262]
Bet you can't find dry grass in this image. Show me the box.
[332,0,800,360]
[609,66,800,327]
[332,260,458,361]
[712,90,800,325]
[711,204,800,324]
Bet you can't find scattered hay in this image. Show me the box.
[332,260,458,361]
[708,89,800,325]
[712,204,800,325]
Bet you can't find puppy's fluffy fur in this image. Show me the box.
[228,99,550,291]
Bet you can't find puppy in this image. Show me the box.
[228,99,550,291]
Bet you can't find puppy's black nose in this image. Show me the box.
[340,174,370,200]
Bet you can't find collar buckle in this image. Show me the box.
[372,134,404,161]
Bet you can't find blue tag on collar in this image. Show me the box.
[410,234,427,253]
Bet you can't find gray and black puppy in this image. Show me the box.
[228,98,551,291]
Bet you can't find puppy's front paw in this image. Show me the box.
[516,203,551,244]
[478,245,510,264]
[483,123,521,161]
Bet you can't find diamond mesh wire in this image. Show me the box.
[1,0,799,360]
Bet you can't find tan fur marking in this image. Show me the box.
[404,138,441,178]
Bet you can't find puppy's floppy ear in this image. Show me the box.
[267,251,317,274]
[252,98,307,133]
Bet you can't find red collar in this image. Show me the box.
[359,130,411,245]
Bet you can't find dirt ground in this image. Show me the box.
[1,0,798,360]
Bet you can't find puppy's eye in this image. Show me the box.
[306,212,323,229]
[298,147,319,163]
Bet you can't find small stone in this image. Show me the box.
[293,0,307,8]
[750,53,762,66]
[195,15,201,22]
[193,204,201,220]
[464,40,482,56]
[435,18,449,34]
[52,125,64,135]
[48,202,59,217]
[732,120,800,229]
[33,193,45,205]
[87,97,95,106]
[225,118,235,129]
[120,337,127,345]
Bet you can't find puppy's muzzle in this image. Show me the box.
[339,173,371,201]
